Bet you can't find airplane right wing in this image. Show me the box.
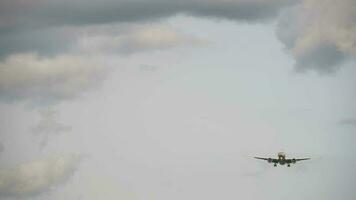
[286,158,311,164]
[295,158,311,162]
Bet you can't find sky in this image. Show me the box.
[0,0,356,200]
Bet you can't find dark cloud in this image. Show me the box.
[0,0,295,58]
[0,0,294,28]
[0,0,296,104]
[0,26,78,59]
[1,0,355,75]
[294,43,348,74]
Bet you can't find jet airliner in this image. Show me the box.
[254,152,310,167]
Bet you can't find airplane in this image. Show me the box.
[254,152,310,167]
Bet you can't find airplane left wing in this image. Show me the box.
[254,157,269,161]
[254,157,278,163]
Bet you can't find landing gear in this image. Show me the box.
[274,163,277,167]
[287,164,290,167]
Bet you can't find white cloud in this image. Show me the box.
[76,25,207,54]
[0,155,81,198]
[0,53,106,104]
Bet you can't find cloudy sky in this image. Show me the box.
[0,0,356,199]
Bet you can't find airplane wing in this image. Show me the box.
[254,157,278,163]
[286,158,311,163]
[254,157,268,160]
[295,158,311,161]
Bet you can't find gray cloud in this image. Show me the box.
[0,155,81,198]
[0,0,294,58]
[0,0,294,28]
[0,26,80,59]
[0,24,205,104]
[0,0,355,109]
[339,118,356,126]
[277,0,356,73]
[2,0,355,75]
[32,107,72,149]
[294,43,348,74]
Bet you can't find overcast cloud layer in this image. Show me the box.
[0,1,355,200]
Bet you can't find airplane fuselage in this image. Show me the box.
[278,159,286,165]
[277,152,286,165]
[272,152,293,166]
